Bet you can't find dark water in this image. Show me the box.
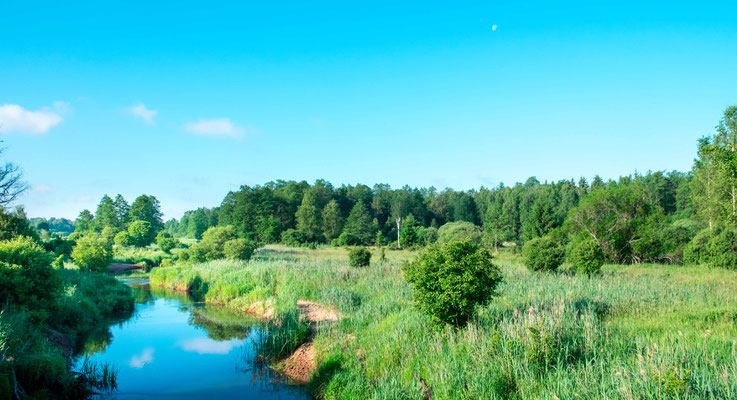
[76,278,307,400]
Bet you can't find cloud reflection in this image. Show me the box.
[129,347,154,368]
[179,338,241,355]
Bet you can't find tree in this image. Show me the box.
[402,241,502,327]
[0,207,38,241]
[71,235,113,272]
[0,144,27,207]
[343,201,376,245]
[113,194,130,228]
[129,195,164,232]
[570,238,605,275]
[321,200,344,241]
[127,220,155,247]
[399,214,420,248]
[0,236,58,311]
[296,190,322,242]
[75,209,94,233]
[93,195,118,232]
[190,226,238,261]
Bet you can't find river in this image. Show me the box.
[76,277,308,400]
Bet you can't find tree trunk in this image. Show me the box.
[396,216,401,249]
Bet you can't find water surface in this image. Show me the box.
[77,278,307,400]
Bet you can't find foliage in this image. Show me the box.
[398,214,420,248]
[129,194,164,232]
[155,231,179,253]
[189,226,238,261]
[417,226,439,246]
[342,200,376,245]
[0,236,58,313]
[223,238,256,261]
[71,234,113,272]
[0,206,38,242]
[281,228,311,247]
[403,241,502,326]
[127,220,155,247]
[113,231,130,247]
[705,227,737,269]
[322,200,344,241]
[437,221,482,246]
[348,247,371,267]
[569,238,605,275]
[522,236,565,272]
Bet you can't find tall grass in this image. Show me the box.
[150,245,737,399]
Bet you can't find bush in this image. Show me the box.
[281,229,311,247]
[156,231,179,253]
[417,226,439,246]
[100,226,117,246]
[348,247,371,267]
[683,228,712,264]
[402,241,503,326]
[437,222,482,246]
[705,227,737,269]
[189,226,238,261]
[522,236,564,272]
[71,235,113,272]
[223,238,257,261]
[569,238,605,275]
[659,220,700,263]
[127,220,155,247]
[337,231,360,246]
[0,236,59,312]
[114,231,131,247]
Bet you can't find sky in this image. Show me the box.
[1,0,736,220]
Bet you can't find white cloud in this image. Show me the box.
[0,104,63,135]
[492,24,498,31]
[184,118,245,139]
[129,347,154,368]
[32,184,52,194]
[179,338,241,355]
[126,103,157,124]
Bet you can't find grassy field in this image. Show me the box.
[149,245,737,399]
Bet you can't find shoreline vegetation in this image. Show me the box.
[148,245,737,399]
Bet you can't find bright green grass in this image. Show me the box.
[150,245,737,399]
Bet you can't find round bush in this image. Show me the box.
[223,238,257,261]
[338,231,360,246]
[570,238,605,275]
[402,241,503,327]
[437,222,482,246]
[348,247,371,267]
[127,220,155,247]
[522,236,564,272]
[683,228,714,265]
[71,235,113,272]
[156,231,179,253]
[0,236,59,311]
[114,231,131,247]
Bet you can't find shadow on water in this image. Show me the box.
[76,278,307,400]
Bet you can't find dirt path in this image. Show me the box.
[278,300,341,384]
[107,263,145,274]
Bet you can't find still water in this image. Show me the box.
[77,278,307,400]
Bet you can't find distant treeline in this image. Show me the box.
[29,216,75,235]
[70,106,737,267]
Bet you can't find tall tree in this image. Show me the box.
[75,209,94,232]
[113,194,130,228]
[296,191,322,241]
[129,195,164,232]
[93,195,118,232]
[0,143,27,207]
[321,200,344,241]
[344,200,376,245]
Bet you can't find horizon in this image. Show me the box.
[2,1,736,220]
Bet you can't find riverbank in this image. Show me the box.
[149,245,737,399]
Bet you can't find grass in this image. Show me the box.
[149,245,737,399]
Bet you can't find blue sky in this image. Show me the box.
[2,1,736,220]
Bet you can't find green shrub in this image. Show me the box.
[156,231,179,253]
[100,226,117,246]
[348,247,371,267]
[113,231,131,247]
[402,241,502,326]
[189,226,238,261]
[705,227,737,269]
[337,231,360,246]
[417,226,439,246]
[127,220,155,247]
[437,222,482,246]
[71,235,113,272]
[223,238,257,261]
[522,236,564,272]
[281,228,310,246]
[683,228,712,264]
[570,238,605,275]
[0,236,59,312]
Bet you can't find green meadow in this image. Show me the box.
[150,245,737,399]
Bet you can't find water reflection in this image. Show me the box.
[77,278,306,400]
